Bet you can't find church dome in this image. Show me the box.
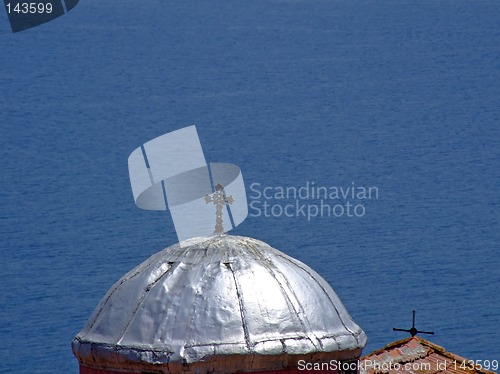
[72,235,367,373]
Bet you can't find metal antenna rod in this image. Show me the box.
[393,310,435,337]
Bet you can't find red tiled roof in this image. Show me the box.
[361,337,497,374]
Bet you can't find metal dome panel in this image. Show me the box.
[73,235,367,372]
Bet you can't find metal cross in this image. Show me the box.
[393,310,435,337]
[205,183,234,234]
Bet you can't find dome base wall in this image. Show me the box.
[80,362,359,374]
[77,348,363,374]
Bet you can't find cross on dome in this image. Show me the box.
[205,183,234,234]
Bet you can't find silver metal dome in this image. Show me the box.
[72,235,367,373]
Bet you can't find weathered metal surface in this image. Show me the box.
[73,235,367,373]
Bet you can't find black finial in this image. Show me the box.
[393,310,434,337]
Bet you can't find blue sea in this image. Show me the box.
[0,1,499,372]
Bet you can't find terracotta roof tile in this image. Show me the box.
[407,339,420,349]
[361,337,496,374]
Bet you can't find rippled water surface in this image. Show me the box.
[1,1,499,372]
